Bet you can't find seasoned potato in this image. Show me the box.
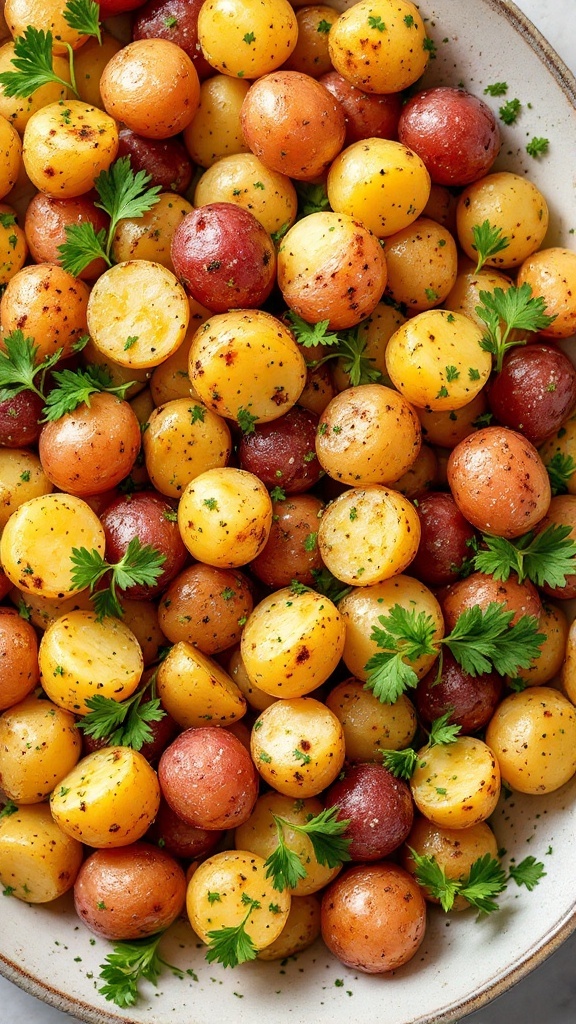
[485,688,576,794]
[0,608,39,710]
[240,586,345,698]
[402,817,499,910]
[257,894,321,960]
[143,398,232,499]
[0,802,83,903]
[177,467,272,567]
[325,679,418,762]
[456,172,549,268]
[250,697,345,798]
[410,735,501,828]
[159,564,253,654]
[22,101,118,198]
[156,640,246,728]
[0,695,81,803]
[74,842,187,939]
[50,747,161,847]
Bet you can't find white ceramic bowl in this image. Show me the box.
[2,2,576,1022]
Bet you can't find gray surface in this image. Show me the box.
[2,1,576,1022]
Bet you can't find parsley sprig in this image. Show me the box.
[544,451,576,495]
[365,602,545,704]
[286,311,382,386]
[98,932,186,1007]
[295,181,331,216]
[471,220,510,272]
[380,711,461,779]
[205,893,260,967]
[410,850,545,914]
[76,671,166,750]
[473,524,576,589]
[0,1,101,100]
[0,330,134,419]
[264,806,352,892]
[70,537,166,620]
[58,157,162,276]
[476,283,556,373]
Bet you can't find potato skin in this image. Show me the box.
[321,863,426,973]
[74,842,187,939]
[447,426,551,537]
[325,762,414,861]
[0,607,39,711]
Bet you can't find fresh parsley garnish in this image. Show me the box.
[410,850,508,913]
[285,311,340,348]
[237,405,258,434]
[58,156,162,275]
[476,283,556,372]
[473,524,576,589]
[484,82,508,96]
[499,97,521,124]
[310,567,353,603]
[264,806,351,892]
[364,602,544,704]
[508,855,547,890]
[76,672,165,750]
[545,451,576,495]
[471,220,510,272]
[70,537,166,620]
[526,136,549,158]
[205,893,260,968]
[42,365,134,420]
[295,181,330,216]
[98,932,185,1007]
[0,330,61,403]
[380,712,461,779]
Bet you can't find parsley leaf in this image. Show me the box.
[98,932,185,1007]
[77,673,165,750]
[476,283,556,372]
[42,365,134,421]
[0,330,61,403]
[295,181,330,216]
[473,524,576,589]
[237,405,258,433]
[471,220,510,272]
[545,451,576,495]
[526,136,549,158]
[380,747,421,780]
[205,894,260,967]
[0,26,74,98]
[63,0,102,43]
[508,855,546,891]
[285,311,340,348]
[70,538,166,620]
[264,807,351,892]
[410,849,507,913]
[499,97,521,124]
[365,605,437,704]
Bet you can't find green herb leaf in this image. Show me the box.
[264,806,351,892]
[526,136,549,158]
[0,26,74,99]
[545,451,576,495]
[310,567,353,603]
[94,156,162,261]
[42,364,134,421]
[471,220,510,272]
[473,524,576,589]
[77,682,165,750]
[499,97,521,124]
[237,405,258,433]
[459,853,508,913]
[476,283,556,372]
[409,847,461,912]
[444,602,544,677]
[58,222,108,276]
[335,326,382,386]
[205,895,260,967]
[0,799,18,819]
[295,181,330,216]
[98,932,184,1007]
[70,538,166,620]
[380,747,420,780]
[364,605,437,704]
[428,710,461,747]
[285,311,340,348]
[63,0,102,43]
[484,82,508,96]
[508,855,546,890]
[0,330,61,403]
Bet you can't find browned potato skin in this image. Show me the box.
[416,649,503,734]
[321,863,426,973]
[319,70,401,146]
[441,571,542,629]
[38,393,142,496]
[1,264,90,362]
[73,842,187,940]
[0,607,39,711]
[24,192,109,280]
[158,726,259,829]
[117,127,194,195]
[250,493,325,588]
[447,426,551,538]
[281,5,337,77]
[241,71,346,180]
[147,797,224,859]
[158,564,254,653]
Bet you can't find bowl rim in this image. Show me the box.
[2,1,576,1023]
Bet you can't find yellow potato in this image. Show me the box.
[0,112,20,198]
[0,42,72,132]
[256,894,321,960]
[328,0,429,93]
[0,448,53,530]
[240,586,345,698]
[39,610,144,715]
[325,679,418,762]
[0,802,83,902]
[250,697,345,798]
[317,485,421,586]
[410,735,501,829]
[111,193,194,271]
[177,467,272,567]
[87,260,190,369]
[382,217,458,311]
[0,695,81,803]
[198,0,297,78]
[485,688,576,794]
[456,172,549,269]
[194,153,298,236]
[50,747,161,847]
[156,640,246,728]
[183,75,250,168]
[143,398,231,499]
[23,101,118,198]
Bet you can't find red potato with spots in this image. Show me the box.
[325,762,414,861]
[440,571,543,630]
[409,491,477,587]
[238,405,321,493]
[321,863,427,973]
[0,390,43,448]
[320,70,402,145]
[24,193,109,280]
[398,87,501,186]
[146,798,224,859]
[132,0,213,79]
[158,726,259,829]
[487,343,576,447]
[116,128,194,195]
[73,842,187,940]
[100,491,188,599]
[171,203,276,312]
[416,649,503,734]
[447,426,551,538]
[250,493,325,588]
[158,563,254,653]
[240,70,346,180]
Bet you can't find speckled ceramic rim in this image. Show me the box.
[2,2,576,1023]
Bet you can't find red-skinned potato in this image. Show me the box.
[238,406,321,493]
[0,390,43,447]
[398,87,501,186]
[0,608,40,711]
[440,571,542,629]
[321,863,426,973]
[319,70,401,146]
[100,491,188,599]
[132,0,213,79]
[416,649,503,734]
[158,563,254,653]
[73,842,187,940]
[325,763,414,861]
[116,128,194,195]
[487,343,576,447]
[146,798,224,859]
[24,192,109,280]
[447,426,551,537]
[409,491,477,587]
[158,726,259,829]
[240,71,346,180]
[171,203,276,312]
[250,493,325,588]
